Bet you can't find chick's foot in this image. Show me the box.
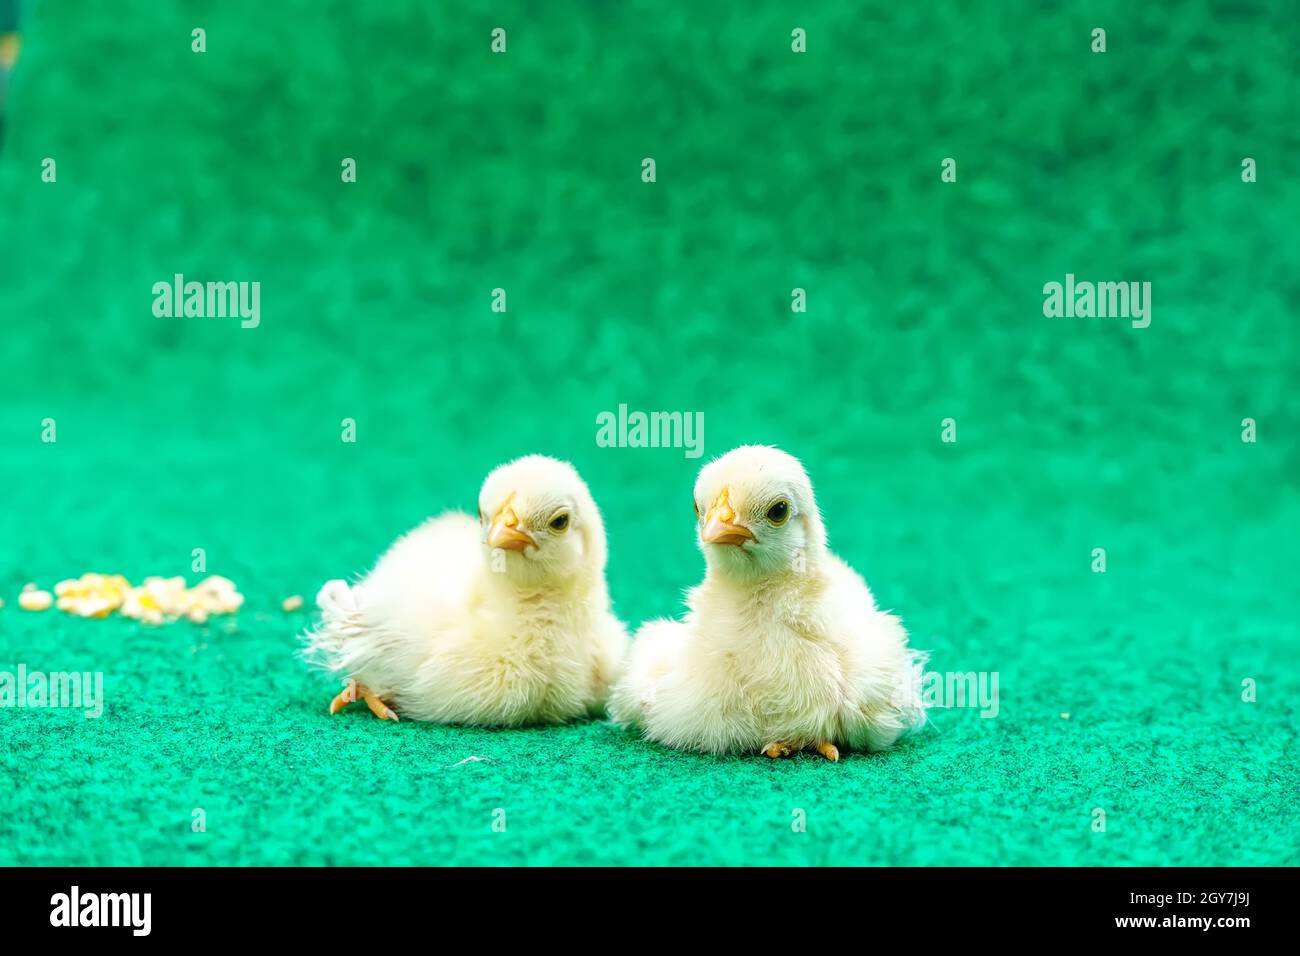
[761,740,841,761]
[329,679,399,721]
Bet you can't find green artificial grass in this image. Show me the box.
[1,0,1297,866]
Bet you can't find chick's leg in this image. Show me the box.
[762,742,796,759]
[815,741,840,762]
[327,680,358,714]
[328,679,399,721]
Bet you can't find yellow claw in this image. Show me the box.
[329,680,398,721]
[815,741,840,762]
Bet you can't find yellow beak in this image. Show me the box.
[488,505,535,552]
[701,489,755,546]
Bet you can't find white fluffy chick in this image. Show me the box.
[608,445,926,760]
[306,455,628,726]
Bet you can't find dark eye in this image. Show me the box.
[765,500,790,525]
[549,512,570,532]
[693,499,700,519]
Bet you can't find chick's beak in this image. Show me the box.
[487,505,535,552]
[701,489,755,547]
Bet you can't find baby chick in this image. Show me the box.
[609,445,926,760]
[306,455,628,726]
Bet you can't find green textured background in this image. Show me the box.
[1,1,1297,866]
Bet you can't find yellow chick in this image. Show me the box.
[306,455,628,725]
[609,445,926,760]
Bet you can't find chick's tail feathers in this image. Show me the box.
[300,578,367,674]
[900,646,930,737]
[607,618,690,729]
[844,612,930,752]
[878,609,929,740]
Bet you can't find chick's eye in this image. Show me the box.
[549,512,570,532]
[765,500,790,525]
[693,499,700,519]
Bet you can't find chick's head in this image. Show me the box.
[693,445,825,580]
[477,455,607,587]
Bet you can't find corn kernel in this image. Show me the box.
[282,595,304,612]
[19,589,53,611]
